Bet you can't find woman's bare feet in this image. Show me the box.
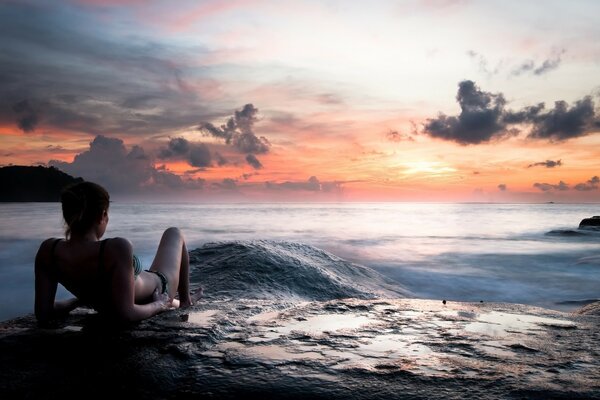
[179,287,203,308]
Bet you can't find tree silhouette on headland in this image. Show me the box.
[0,165,82,202]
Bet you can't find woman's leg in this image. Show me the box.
[149,227,192,306]
[177,241,193,306]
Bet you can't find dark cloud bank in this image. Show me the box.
[0,1,216,136]
[423,80,600,144]
[156,104,269,170]
[532,176,599,192]
[49,135,204,194]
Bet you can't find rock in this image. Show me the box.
[575,301,600,316]
[1,299,599,399]
[1,242,599,399]
[579,216,600,229]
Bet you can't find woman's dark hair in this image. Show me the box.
[61,181,110,238]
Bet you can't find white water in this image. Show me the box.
[1,202,599,321]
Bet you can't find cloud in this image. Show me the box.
[212,178,238,191]
[533,181,569,192]
[158,137,212,168]
[510,50,565,77]
[527,159,562,168]
[49,135,202,193]
[265,176,342,192]
[245,154,263,169]
[188,143,212,168]
[200,104,271,154]
[0,2,215,136]
[574,176,599,191]
[466,50,500,77]
[527,97,597,141]
[423,80,509,144]
[498,184,507,191]
[387,130,414,142]
[215,152,228,166]
[423,80,600,144]
[12,99,40,132]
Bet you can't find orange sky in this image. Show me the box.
[1,0,600,202]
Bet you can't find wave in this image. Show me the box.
[188,241,411,301]
[545,229,600,237]
[555,298,600,306]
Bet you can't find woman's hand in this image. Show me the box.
[152,288,172,311]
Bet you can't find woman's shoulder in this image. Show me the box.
[103,237,133,256]
[36,237,61,255]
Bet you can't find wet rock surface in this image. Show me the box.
[0,299,598,399]
[1,241,598,399]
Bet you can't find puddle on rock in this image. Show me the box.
[274,314,375,335]
[463,311,576,336]
[358,334,432,357]
[185,310,218,327]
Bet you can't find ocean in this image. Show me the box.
[0,202,598,322]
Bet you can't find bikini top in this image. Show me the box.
[49,238,108,309]
[49,238,142,309]
[50,238,142,277]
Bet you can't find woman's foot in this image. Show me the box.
[179,287,203,308]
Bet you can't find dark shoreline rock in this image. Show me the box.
[579,216,600,229]
[1,299,598,400]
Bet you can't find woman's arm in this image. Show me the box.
[107,238,169,322]
[34,239,61,326]
[34,240,82,327]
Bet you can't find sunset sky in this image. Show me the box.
[1,0,600,201]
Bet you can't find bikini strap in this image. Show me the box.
[50,238,62,277]
[98,238,109,272]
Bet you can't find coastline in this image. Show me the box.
[1,241,598,399]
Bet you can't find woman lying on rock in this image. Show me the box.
[34,181,193,326]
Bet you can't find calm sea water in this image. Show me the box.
[1,202,599,321]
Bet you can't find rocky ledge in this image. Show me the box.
[1,299,598,399]
[0,242,598,399]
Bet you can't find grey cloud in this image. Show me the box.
[511,60,535,77]
[510,50,564,77]
[387,130,414,142]
[467,50,500,77]
[215,152,228,166]
[265,176,342,192]
[533,181,569,192]
[212,178,238,191]
[12,99,39,132]
[49,135,202,193]
[158,137,212,168]
[188,144,212,168]
[498,184,507,191]
[424,80,600,144]
[200,104,271,154]
[574,176,599,191]
[423,80,509,144]
[159,137,191,158]
[527,159,562,168]
[527,97,597,141]
[245,154,263,169]
[0,2,215,136]
[168,137,191,155]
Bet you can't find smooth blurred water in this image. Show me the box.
[1,202,599,321]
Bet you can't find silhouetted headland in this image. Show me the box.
[0,165,82,202]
